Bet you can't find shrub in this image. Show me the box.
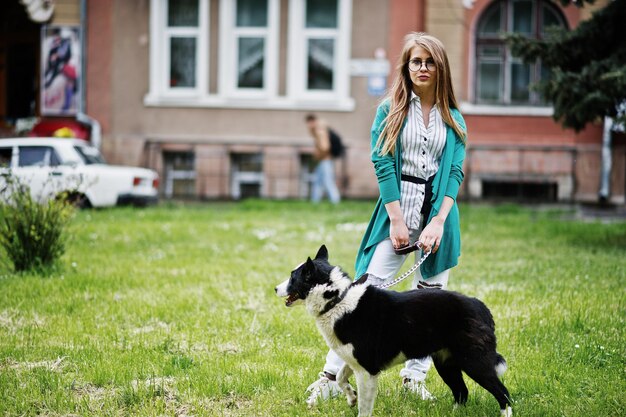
[0,174,75,273]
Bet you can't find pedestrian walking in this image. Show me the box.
[306,114,342,204]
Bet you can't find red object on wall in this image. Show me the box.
[29,118,90,140]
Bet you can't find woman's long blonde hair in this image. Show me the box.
[375,32,466,156]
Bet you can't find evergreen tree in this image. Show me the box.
[506,0,626,131]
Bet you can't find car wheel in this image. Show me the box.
[57,192,91,209]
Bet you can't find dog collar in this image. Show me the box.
[318,286,350,316]
[318,276,368,316]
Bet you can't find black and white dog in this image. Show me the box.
[275,245,512,417]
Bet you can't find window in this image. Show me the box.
[0,147,12,168]
[148,0,208,97]
[288,0,352,105]
[219,0,279,98]
[305,0,338,91]
[17,146,60,167]
[482,180,557,201]
[146,0,354,110]
[475,0,567,106]
[163,151,196,198]
[231,153,263,199]
[74,146,106,165]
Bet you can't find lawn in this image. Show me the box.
[0,200,624,416]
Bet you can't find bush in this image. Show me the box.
[0,174,75,272]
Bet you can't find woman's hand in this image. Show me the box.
[390,217,410,249]
[419,216,444,253]
[384,201,408,249]
[420,196,455,253]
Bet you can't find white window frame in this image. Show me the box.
[163,151,196,199]
[147,0,209,100]
[145,0,354,111]
[230,153,265,199]
[464,0,567,116]
[218,0,279,99]
[287,0,352,107]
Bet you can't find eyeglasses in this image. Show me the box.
[408,58,436,72]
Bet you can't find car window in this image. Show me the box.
[0,147,12,168]
[74,145,106,165]
[49,149,61,166]
[18,146,57,167]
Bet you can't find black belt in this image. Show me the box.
[401,174,435,216]
[401,174,433,184]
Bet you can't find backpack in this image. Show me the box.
[328,129,345,158]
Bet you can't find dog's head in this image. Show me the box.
[275,245,351,313]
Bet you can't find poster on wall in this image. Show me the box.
[41,26,81,115]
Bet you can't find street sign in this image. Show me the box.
[350,59,390,77]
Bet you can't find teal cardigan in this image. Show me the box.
[355,100,467,279]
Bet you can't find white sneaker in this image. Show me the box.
[305,372,342,407]
[403,377,436,400]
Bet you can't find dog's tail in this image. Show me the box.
[495,353,507,378]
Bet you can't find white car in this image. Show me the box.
[0,138,159,207]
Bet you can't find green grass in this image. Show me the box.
[0,200,624,416]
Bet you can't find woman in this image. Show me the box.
[305,32,467,406]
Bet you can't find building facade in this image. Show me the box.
[1,0,624,203]
[455,0,623,203]
[89,0,389,200]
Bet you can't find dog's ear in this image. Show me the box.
[315,245,329,261]
[304,257,316,274]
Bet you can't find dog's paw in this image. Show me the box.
[344,385,357,407]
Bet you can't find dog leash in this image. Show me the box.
[375,244,431,290]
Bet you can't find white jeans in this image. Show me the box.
[311,159,340,204]
[323,228,450,382]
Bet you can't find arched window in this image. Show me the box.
[475,0,567,106]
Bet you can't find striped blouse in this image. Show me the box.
[400,93,447,229]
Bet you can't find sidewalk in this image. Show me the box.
[575,203,626,222]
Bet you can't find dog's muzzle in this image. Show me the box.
[275,280,299,306]
[283,294,299,306]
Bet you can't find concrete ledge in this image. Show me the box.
[460,102,554,117]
